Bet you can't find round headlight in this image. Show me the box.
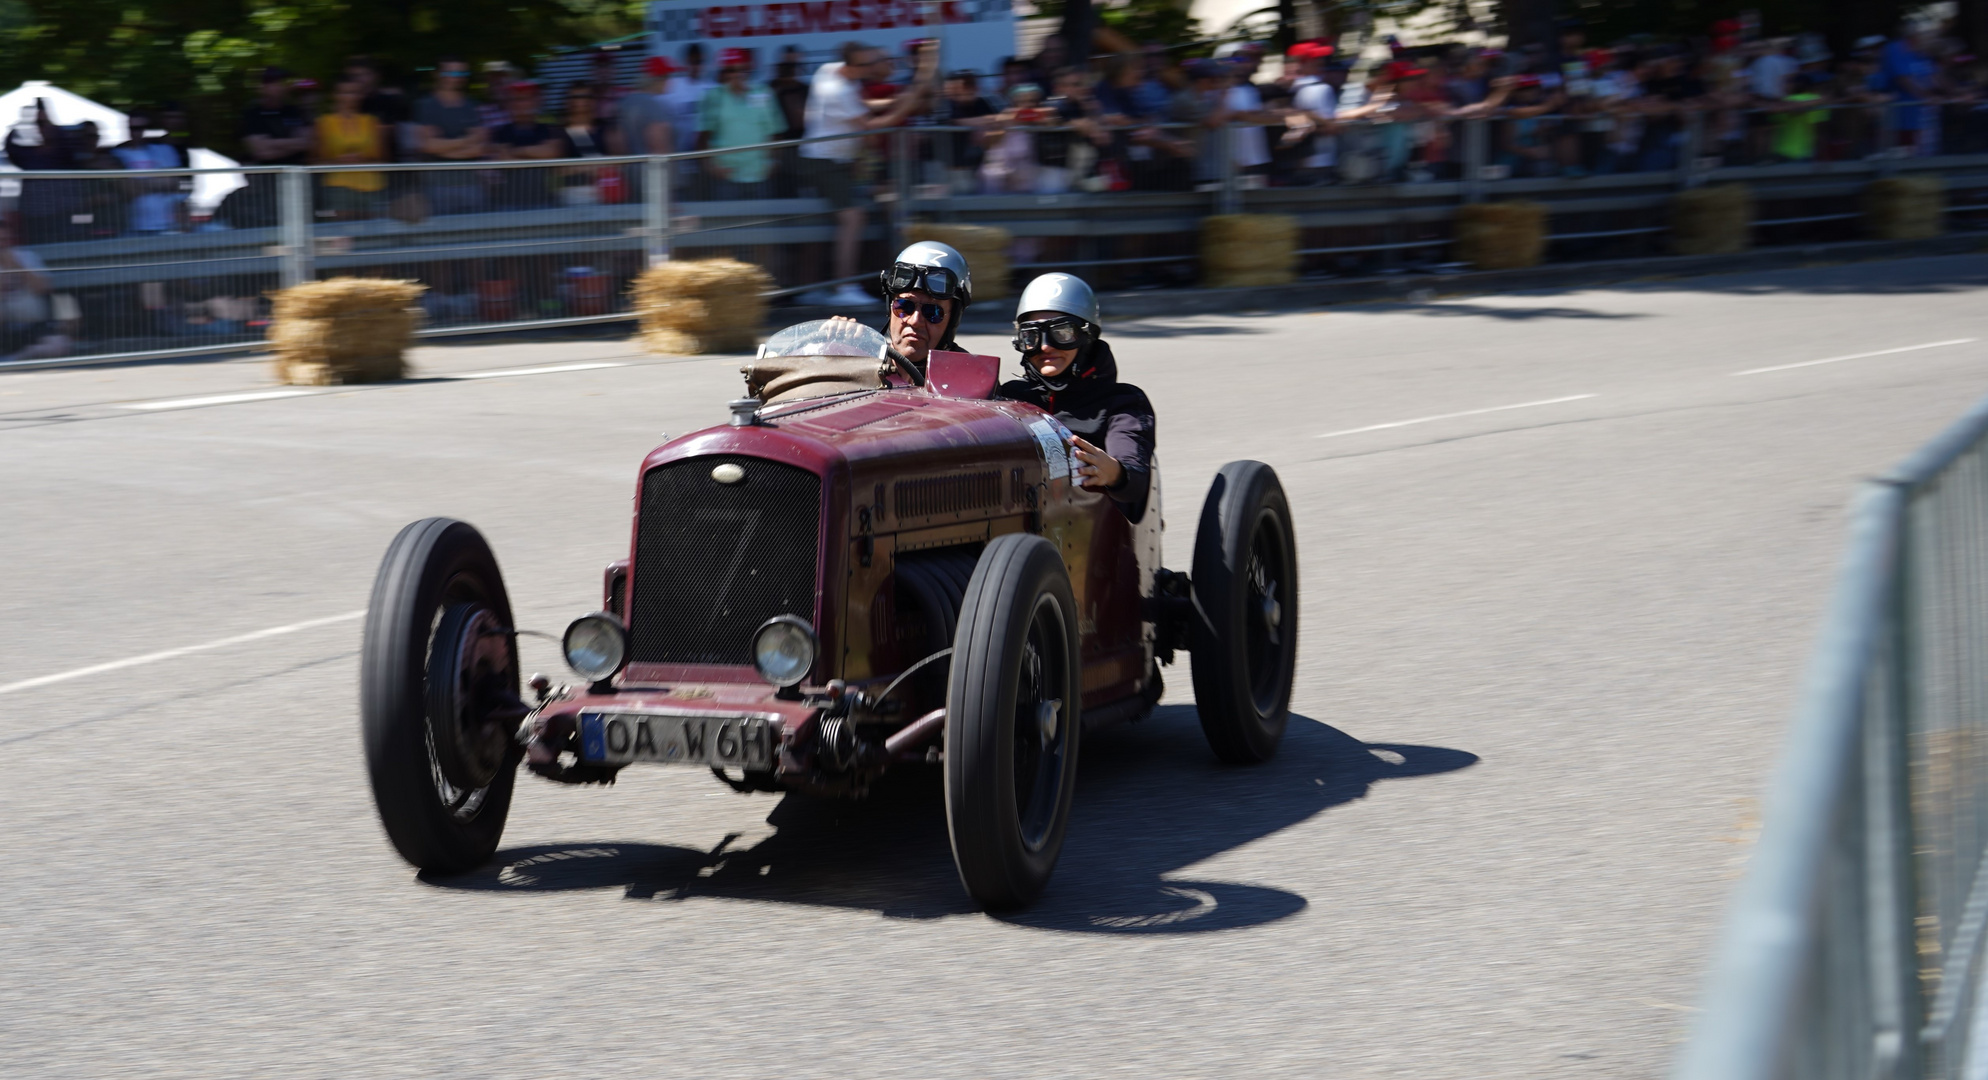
[562,613,628,682]
[752,615,817,688]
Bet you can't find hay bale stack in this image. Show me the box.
[631,259,770,355]
[1670,184,1755,256]
[1202,214,1298,289]
[1454,201,1547,270]
[902,224,1011,301]
[1864,176,1945,240]
[267,278,424,385]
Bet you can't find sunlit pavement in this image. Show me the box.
[6,256,1988,1077]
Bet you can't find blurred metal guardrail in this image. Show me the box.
[1674,392,1988,1080]
[3,103,1988,367]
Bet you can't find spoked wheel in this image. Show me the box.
[945,533,1082,910]
[1190,461,1299,764]
[360,518,525,873]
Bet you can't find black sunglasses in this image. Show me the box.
[1012,316,1087,354]
[891,296,947,323]
[880,262,957,298]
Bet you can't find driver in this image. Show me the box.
[1000,273,1155,522]
[874,240,973,373]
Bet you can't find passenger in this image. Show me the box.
[827,240,972,375]
[1000,273,1155,522]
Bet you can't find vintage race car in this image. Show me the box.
[359,319,1298,909]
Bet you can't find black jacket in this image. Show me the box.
[999,338,1156,522]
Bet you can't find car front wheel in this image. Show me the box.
[944,533,1082,910]
[359,517,523,874]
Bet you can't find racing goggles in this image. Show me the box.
[890,296,948,323]
[1012,316,1088,355]
[880,262,960,299]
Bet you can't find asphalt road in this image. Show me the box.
[5,256,1988,1078]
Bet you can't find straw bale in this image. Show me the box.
[267,278,423,385]
[1454,201,1547,270]
[1864,176,1945,240]
[1201,214,1297,288]
[631,258,769,355]
[1670,184,1754,256]
[270,277,425,321]
[901,224,1012,301]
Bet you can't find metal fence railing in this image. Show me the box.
[3,103,1988,367]
[1674,391,1988,1080]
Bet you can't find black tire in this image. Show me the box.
[944,533,1082,910]
[894,550,978,711]
[360,518,521,874]
[1190,460,1299,764]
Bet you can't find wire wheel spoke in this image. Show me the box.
[422,575,505,823]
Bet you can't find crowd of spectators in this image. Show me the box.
[1266,19,1988,186]
[7,18,1984,238]
[919,18,1988,194]
[2,16,1986,330]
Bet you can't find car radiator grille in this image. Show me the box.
[629,455,821,667]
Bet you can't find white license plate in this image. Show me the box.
[579,712,775,770]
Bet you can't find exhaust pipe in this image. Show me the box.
[885,707,947,757]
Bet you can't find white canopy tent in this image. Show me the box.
[0,80,247,212]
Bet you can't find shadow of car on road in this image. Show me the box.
[424,705,1476,934]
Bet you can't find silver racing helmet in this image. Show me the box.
[1012,273,1101,357]
[880,240,973,308]
[1014,272,1100,333]
[881,240,972,349]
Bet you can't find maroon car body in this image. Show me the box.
[525,348,1163,791]
[360,323,1296,909]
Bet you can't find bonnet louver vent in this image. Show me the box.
[894,471,1003,520]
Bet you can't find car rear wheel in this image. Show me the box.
[945,533,1082,910]
[1190,460,1298,764]
[360,518,523,874]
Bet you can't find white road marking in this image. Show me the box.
[120,389,318,411]
[0,610,366,697]
[1316,394,1597,439]
[439,362,626,380]
[113,361,628,411]
[1733,338,1978,376]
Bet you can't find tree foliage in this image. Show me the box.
[0,0,641,151]
[1030,0,1204,52]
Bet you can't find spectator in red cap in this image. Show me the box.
[620,55,677,158]
[1281,41,1331,94]
[697,48,784,197]
[1286,43,1340,185]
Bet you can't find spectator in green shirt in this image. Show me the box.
[698,47,785,197]
[1770,74,1828,163]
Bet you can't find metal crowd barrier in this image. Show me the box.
[1674,392,1988,1080]
[2,105,1988,366]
